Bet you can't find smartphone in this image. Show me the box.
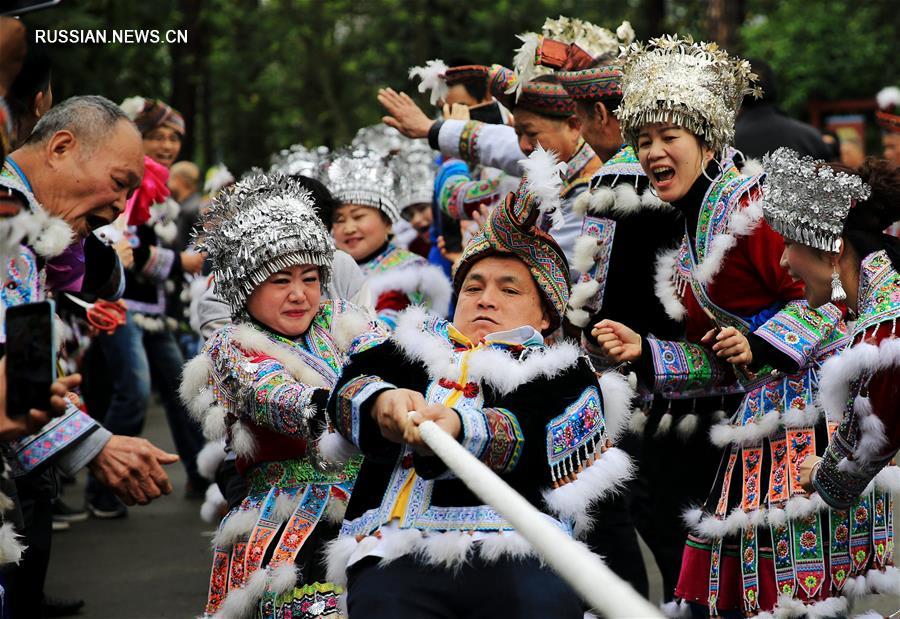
[5,300,56,418]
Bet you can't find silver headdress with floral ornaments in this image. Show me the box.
[320,145,402,224]
[352,124,406,155]
[194,173,334,316]
[269,144,330,179]
[393,141,437,210]
[618,34,760,155]
[511,17,634,95]
[762,147,871,253]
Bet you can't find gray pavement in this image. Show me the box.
[46,398,211,618]
[43,397,900,618]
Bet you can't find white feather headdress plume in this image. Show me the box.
[518,145,567,230]
[119,96,146,121]
[409,59,449,106]
[877,86,900,111]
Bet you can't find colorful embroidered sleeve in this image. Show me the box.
[436,159,503,221]
[436,120,524,176]
[12,403,100,476]
[240,356,327,437]
[752,301,843,371]
[454,405,524,475]
[643,337,738,397]
[545,385,606,485]
[815,363,900,510]
[332,374,397,449]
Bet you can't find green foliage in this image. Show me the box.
[19,0,896,175]
[741,0,899,115]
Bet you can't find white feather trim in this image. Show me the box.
[709,409,781,447]
[196,439,227,480]
[655,412,673,437]
[571,235,599,273]
[741,158,764,177]
[568,278,600,312]
[212,506,261,548]
[661,599,692,618]
[268,564,299,595]
[853,611,885,619]
[573,190,593,217]
[542,447,634,536]
[317,430,359,465]
[153,219,178,244]
[119,96,146,120]
[230,420,257,459]
[324,535,359,586]
[204,164,235,195]
[322,495,348,525]
[675,413,699,440]
[610,183,641,215]
[782,493,827,521]
[273,492,299,523]
[629,409,648,434]
[203,405,227,441]
[586,185,616,215]
[180,353,212,411]
[654,247,686,322]
[517,145,566,228]
[874,464,900,492]
[331,304,374,352]
[641,187,670,209]
[393,307,581,396]
[367,263,452,317]
[200,484,227,524]
[781,404,821,428]
[598,371,635,443]
[567,308,590,328]
[692,198,762,285]
[476,530,534,563]
[417,530,471,570]
[511,33,543,95]
[684,506,766,540]
[877,86,900,110]
[212,566,269,619]
[409,59,449,106]
[0,523,25,565]
[866,565,900,596]
[31,213,74,258]
[771,594,848,619]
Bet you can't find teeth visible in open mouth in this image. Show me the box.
[653,166,675,182]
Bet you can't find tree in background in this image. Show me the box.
[22,0,897,176]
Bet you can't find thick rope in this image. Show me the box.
[417,420,663,618]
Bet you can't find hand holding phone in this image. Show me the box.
[5,300,56,419]
[0,357,82,441]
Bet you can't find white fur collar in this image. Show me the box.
[393,307,581,396]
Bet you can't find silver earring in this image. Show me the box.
[831,267,847,302]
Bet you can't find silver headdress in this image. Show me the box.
[618,35,760,155]
[352,124,406,155]
[762,147,871,253]
[320,145,402,223]
[269,143,330,179]
[393,141,437,209]
[194,173,335,316]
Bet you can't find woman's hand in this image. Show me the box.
[702,326,753,365]
[799,454,822,494]
[590,319,642,363]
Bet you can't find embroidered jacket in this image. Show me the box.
[815,250,900,510]
[324,307,634,584]
[435,119,600,278]
[359,243,451,330]
[0,163,107,479]
[179,299,384,618]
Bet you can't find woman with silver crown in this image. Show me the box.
[179,173,385,619]
[591,36,864,617]
[322,146,452,330]
[764,149,900,601]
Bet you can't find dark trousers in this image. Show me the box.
[346,554,583,619]
[5,474,54,618]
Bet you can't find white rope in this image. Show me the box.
[417,420,663,618]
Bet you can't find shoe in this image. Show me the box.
[42,595,85,617]
[87,492,127,519]
[52,498,88,524]
[51,520,70,532]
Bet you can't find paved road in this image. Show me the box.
[46,398,211,618]
[43,397,900,617]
